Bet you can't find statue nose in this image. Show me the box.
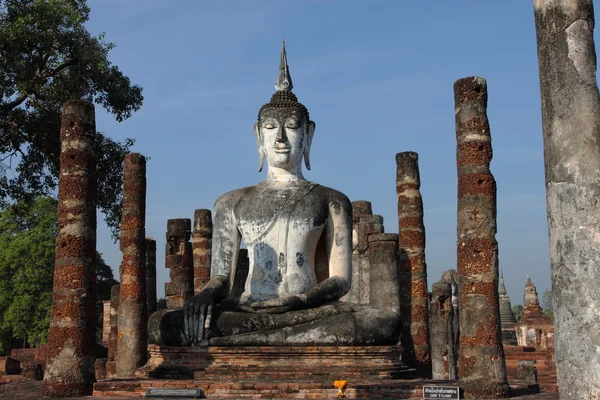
[276,126,287,142]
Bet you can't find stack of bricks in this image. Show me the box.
[396,151,431,374]
[165,219,194,308]
[145,238,157,315]
[192,210,212,294]
[42,100,97,397]
[116,153,148,377]
[343,201,384,304]
[454,77,509,397]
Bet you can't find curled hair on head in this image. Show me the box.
[258,92,310,122]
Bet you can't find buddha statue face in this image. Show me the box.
[254,107,315,172]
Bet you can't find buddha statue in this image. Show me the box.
[149,41,401,346]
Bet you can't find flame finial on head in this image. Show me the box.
[275,39,293,92]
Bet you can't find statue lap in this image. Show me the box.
[148,302,400,346]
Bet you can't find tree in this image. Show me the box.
[0,196,56,351]
[541,289,554,321]
[0,196,119,353]
[0,0,143,240]
[512,304,523,323]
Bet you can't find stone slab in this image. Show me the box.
[146,387,202,398]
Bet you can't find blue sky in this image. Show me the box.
[85,0,574,305]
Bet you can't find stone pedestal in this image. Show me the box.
[165,219,193,308]
[42,100,97,397]
[138,345,408,381]
[116,153,148,377]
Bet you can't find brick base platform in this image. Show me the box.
[93,378,445,398]
[504,346,557,394]
[136,345,414,381]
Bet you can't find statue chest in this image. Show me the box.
[233,184,329,301]
[234,184,328,246]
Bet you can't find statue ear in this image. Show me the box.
[304,121,315,170]
[254,123,265,172]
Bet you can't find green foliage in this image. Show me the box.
[512,304,523,323]
[542,289,553,321]
[0,196,118,353]
[0,0,143,240]
[0,196,57,351]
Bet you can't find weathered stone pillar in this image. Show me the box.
[367,233,400,315]
[396,151,431,374]
[105,285,119,378]
[42,100,97,397]
[192,210,212,294]
[145,238,157,315]
[343,201,384,305]
[534,1,600,397]
[454,77,509,397]
[116,153,147,377]
[165,219,193,308]
[430,281,454,380]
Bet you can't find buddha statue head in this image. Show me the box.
[254,40,316,174]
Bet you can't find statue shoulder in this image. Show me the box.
[214,186,254,211]
[314,185,352,214]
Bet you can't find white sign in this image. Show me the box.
[423,385,460,399]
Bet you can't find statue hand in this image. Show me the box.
[183,289,214,345]
[250,293,308,313]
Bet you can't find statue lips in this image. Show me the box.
[274,145,291,153]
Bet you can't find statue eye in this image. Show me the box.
[285,119,300,129]
[263,119,277,129]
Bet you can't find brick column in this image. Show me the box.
[192,210,212,294]
[145,238,157,315]
[105,285,119,378]
[396,151,431,374]
[42,100,97,397]
[116,153,147,377]
[454,77,509,397]
[165,219,193,308]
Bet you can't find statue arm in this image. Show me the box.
[302,192,353,306]
[183,192,241,344]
